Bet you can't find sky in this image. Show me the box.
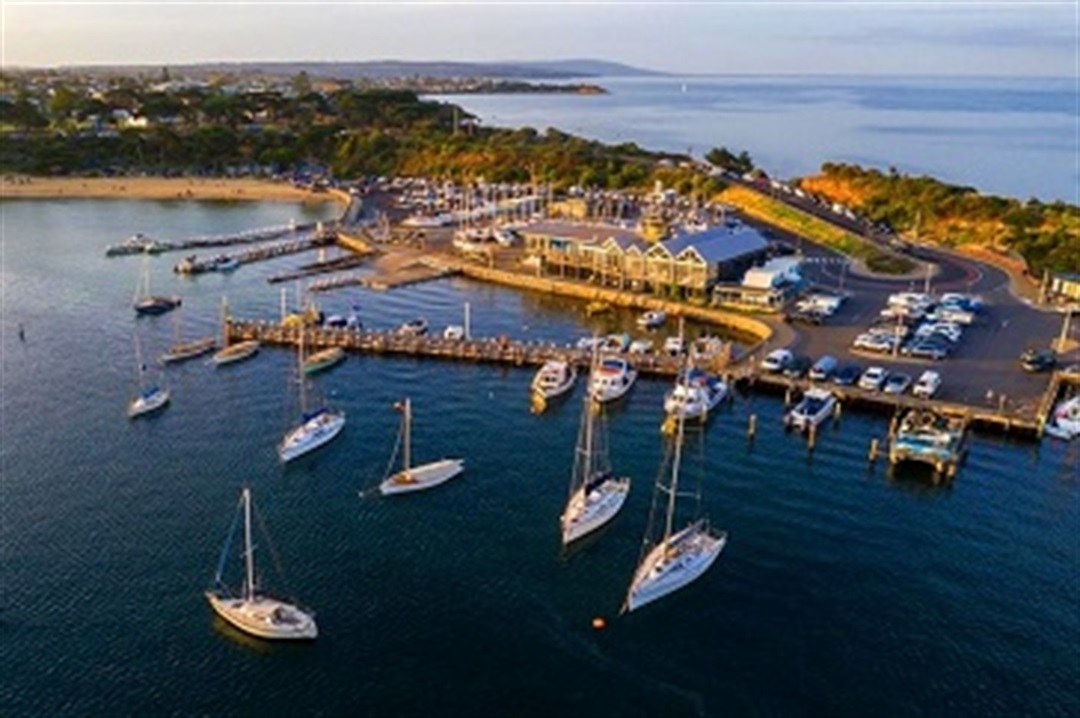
[2,0,1076,77]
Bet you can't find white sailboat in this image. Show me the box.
[624,368,726,613]
[211,296,259,366]
[379,398,464,495]
[128,333,170,418]
[560,348,630,545]
[205,486,317,640]
[278,331,345,462]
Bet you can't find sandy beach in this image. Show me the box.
[0,175,342,203]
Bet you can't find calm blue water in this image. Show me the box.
[1,200,1078,717]
[432,74,1078,202]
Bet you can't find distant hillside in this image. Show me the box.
[69,59,661,81]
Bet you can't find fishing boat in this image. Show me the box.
[560,347,630,545]
[624,368,726,613]
[784,387,837,432]
[531,360,577,401]
[128,333,170,418]
[133,251,181,316]
[379,398,464,495]
[664,367,728,421]
[888,408,967,479]
[1044,395,1080,441]
[205,487,317,640]
[278,334,345,462]
[637,310,667,329]
[302,347,346,375]
[589,357,638,403]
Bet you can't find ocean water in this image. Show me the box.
[431,74,1078,202]
[1,200,1078,717]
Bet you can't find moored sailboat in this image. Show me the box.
[205,486,317,640]
[379,398,464,495]
[560,347,630,545]
[160,308,216,364]
[624,367,726,613]
[133,250,181,316]
[128,333,170,418]
[278,331,345,462]
[303,347,346,375]
[211,296,260,366]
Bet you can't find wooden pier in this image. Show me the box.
[174,233,338,274]
[106,221,323,257]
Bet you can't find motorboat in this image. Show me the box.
[396,318,428,337]
[205,487,317,640]
[589,357,638,403]
[303,347,346,375]
[214,255,240,272]
[637,310,667,329]
[1044,395,1080,440]
[784,387,837,432]
[601,333,631,353]
[663,336,685,356]
[443,325,466,340]
[664,368,728,421]
[628,338,654,354]
[888,408,967,479]
[378,398,464,495]
[531,360,577,401]
[212,340,260,366]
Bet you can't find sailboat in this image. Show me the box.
[560,347,630,545]
[160,308,216,364]
[133,249,181,316]
[378,398,464,495]
[624,366,726,613]
[128,332,170,418]
[205,486,317,640]
[278,330,345,462]
[212,296,260,366]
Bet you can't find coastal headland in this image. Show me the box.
[0,176,339,203]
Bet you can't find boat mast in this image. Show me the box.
[402,398,411,472]
[664,364,689,540]
[242,487,255,601]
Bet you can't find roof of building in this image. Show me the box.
[1052,272,1080,283]
[662,225,769,263]
[517,220,641,245]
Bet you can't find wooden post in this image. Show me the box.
[833,400,842,422]
[868,438,879,462]
[747,413,757,441]
[808,422,817,450]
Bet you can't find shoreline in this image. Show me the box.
[0,176,341,203]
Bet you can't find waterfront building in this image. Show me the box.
[1049,272,1080,302]
[519,221,768,299]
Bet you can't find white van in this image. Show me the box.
[761,349,794,373]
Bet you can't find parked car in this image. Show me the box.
[883,372,912,395]
[858,366,889,391]
[912,370,942,399]
[783,355,813,378]
[1020,348,1056,373]
[785,309,827,326]
[902,338,950,360]
[833,364,862,386]
[809,355,838,382]
[761,349,794,373]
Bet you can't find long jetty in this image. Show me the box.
[174,232,338,274]
[225,318,1057,440]
[105,221,323,257]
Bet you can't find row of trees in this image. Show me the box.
[804,163,1078,276]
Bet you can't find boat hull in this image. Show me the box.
[561,477,631,544]
[531,361,577,400]
[205,591,317,640]
[380,458,465,495]
[303,347,346,375]
[664,383,727,420]
[128,388,170,418]
[160,337,216,364]
[625,520,726,613]
[134,296,182,316]
[278,410,346,462]
[212,340,260,366]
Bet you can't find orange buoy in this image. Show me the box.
[592,616,607,630]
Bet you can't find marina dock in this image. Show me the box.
[105,221,323,257]
[225,318,1056,440]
